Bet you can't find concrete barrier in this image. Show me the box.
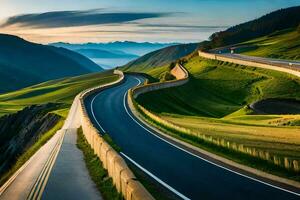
[132,64,189,98]
[113,157,128,191]
[73,70,154,200]
[198,51,300,77]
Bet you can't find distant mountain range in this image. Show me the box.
[50,41,179,69]
[0,34,102,93]
[75,48,139,59]
[50,41,179,56]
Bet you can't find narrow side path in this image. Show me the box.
[42,128,101,200]
[0,131,63,200]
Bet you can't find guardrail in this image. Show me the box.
[198,51,300,77]
[76,70,154,200]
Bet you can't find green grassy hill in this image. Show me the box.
[0,34,103,93]
[207,6,300,48]
[137,56,300,118]
[0,70,119,117]
[235,28,300,60]
[122,43,199,71]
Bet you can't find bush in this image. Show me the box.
[159,72,176,82]
[298,24,300,33]
[178,58,187,65]
[168,62,176,71]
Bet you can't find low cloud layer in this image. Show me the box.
[137,23,229,29]
[1,9,170,28]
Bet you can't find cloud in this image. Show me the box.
[0,9,170,28]
[137,23,229,29]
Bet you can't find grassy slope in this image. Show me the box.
[77,128,122,200]
[136,56,300,159]
[208,6,300,49]
[122,43,199,72]
[0,71,119,117]
[238,28,300,60]
[138,56,300,117]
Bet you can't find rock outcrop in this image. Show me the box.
[0,103,61,176]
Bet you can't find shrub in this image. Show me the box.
[159,72,176,82]
[168,62,176,71]
[178,58,188,65]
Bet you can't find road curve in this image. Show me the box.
[84,74,300,200]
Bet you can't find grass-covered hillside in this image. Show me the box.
[122,43,199,71]
[136,55,300,164]
[207,6,300,48]
[0,34,103,93]
[138,56,300,118]
[0,70,119,117]
[236,28,300,60]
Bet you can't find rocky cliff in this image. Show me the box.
[0,103,62,176]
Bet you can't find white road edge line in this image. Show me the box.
[91,93,106,133]
[122,77,300,197]
[120,152,190,200]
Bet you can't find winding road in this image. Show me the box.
[84,74,300,200]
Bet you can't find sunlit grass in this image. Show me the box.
[137,56,300,118]
[239,28,300,60]
[161,114,300,159]
[0,71,119,117]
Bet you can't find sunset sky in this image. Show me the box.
[1,0,299,44]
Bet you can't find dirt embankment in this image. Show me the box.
[250,98,300,114]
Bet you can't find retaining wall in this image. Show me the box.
[132,64,189,98]
[198,51,300,77]
[75,70,154,200]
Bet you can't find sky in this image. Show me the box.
[0,0,299,44]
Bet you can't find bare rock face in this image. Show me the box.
[250,98,300,115]
[0,103,62,176]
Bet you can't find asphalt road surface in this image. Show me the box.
[222,53,300,70]
[84,74,300,200]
